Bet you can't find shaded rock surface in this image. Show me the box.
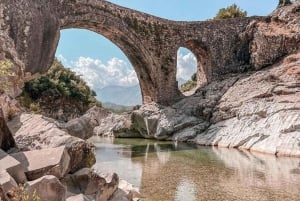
[0,149,26,183]
[7,113,96,173]
[62,168,119,201]
[57,106,110,139]
[11,146,70,180]
[0,108,16,152]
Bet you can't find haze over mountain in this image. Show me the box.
[97,85,142,106]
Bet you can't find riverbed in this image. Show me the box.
[90,137,300,201]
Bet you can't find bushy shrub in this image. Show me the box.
[22,59,101,108]
[214,4,247,20]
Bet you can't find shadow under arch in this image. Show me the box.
[182,40,212,88]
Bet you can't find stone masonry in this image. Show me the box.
[0,0,299,105]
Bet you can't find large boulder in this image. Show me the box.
[25,175,66,201]
[93,113,141,138]
[11,146,70,180]
[62,168,119,201]
[122,76,238,140]
[0,108,16,152]
[0,149,26,183]
[7,113,96,173]
[58,106,110,140]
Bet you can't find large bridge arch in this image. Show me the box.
[1,0,269,105]
[57,26,154,104]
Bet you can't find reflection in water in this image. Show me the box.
[90,137,300,201]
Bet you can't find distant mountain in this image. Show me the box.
[102,102,136,113]
[97,85,142,106]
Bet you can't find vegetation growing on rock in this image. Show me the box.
[0,60,15,91]
[214,4,247,20]
[19,59,101,121]
[8,185,41,201]
[180,73,197,92]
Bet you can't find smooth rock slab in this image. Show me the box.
[25,175,66,201]
[11,146,70,180]
[0,149,26,183]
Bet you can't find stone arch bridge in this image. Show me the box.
[1,0,282,105]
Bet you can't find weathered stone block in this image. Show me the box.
[11,146,70,181]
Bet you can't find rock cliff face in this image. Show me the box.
[99,50,299,157]
[193,53,300,157]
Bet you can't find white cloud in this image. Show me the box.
[177,51,197,81]
[57,50,196,91]
[70,57,139,90]
[57,54,69,65]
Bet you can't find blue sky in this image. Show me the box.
[56,0,278,90]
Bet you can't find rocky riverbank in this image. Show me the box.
[0,109,141,201]
[95,51,300,157]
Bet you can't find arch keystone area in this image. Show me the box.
[1,0,265,105]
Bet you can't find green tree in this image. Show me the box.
[214,4,247,20]
[22,58,101,107]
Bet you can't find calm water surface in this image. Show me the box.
[90,137,300,201]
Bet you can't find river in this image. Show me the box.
[90,137,300,201]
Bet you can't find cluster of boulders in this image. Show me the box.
[0,106,141,201]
